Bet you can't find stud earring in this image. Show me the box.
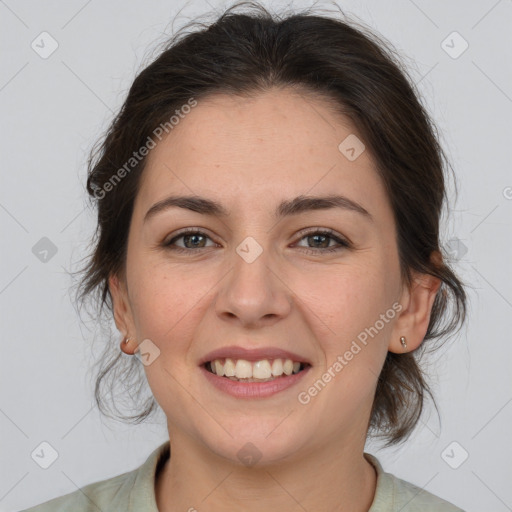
[400,336,407,350]
[121,336,135,355]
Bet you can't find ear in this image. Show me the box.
[108,272,136,339]
[388,253,442,353]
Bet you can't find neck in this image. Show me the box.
[155,430,377,512]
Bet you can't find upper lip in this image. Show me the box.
[199,345,312,366]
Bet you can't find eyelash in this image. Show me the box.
[162,227,350,256]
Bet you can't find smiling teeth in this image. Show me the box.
[209,358,302,380]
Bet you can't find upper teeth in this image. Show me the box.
[209,358,302,379]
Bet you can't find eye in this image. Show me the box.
[163,229,217,253]
[293,228,351,255]
[162,227,351,255]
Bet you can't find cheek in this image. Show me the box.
[296,258,399,409]
[296,260,397,339]
[128,262,213,348]
[127,265,213,414]
[289,262,399,436]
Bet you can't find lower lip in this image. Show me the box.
[200,365,311,399]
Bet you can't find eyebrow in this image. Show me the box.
[144,194,373,223]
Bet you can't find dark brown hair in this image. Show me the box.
[74,1,466,446]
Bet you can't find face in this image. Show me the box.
[110,88,437,465]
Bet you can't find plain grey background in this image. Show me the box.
[1,0,511,511]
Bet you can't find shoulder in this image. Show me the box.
[385,473,465,511]
[365,453,465,512]
[19,441,171,512]
[19,471,136,512]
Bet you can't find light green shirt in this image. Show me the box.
[21,441,464,511]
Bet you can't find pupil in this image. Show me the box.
[185,234,204,248]
[310,234,328,248]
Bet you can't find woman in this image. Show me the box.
[22,1,467,511]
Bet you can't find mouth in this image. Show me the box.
[202,357,311,383]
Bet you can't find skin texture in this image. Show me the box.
[109,87,440,512]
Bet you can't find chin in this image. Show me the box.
[201,420,309,467]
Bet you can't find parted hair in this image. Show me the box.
[75,1,466,446]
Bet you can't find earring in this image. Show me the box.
[120,336,133,355]
[400,336,407,350]
[121,336,134,354]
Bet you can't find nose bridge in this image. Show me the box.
[214,232,291,327]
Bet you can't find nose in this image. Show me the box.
[214,243,292,329]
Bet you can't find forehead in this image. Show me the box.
[136,88,389,217]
